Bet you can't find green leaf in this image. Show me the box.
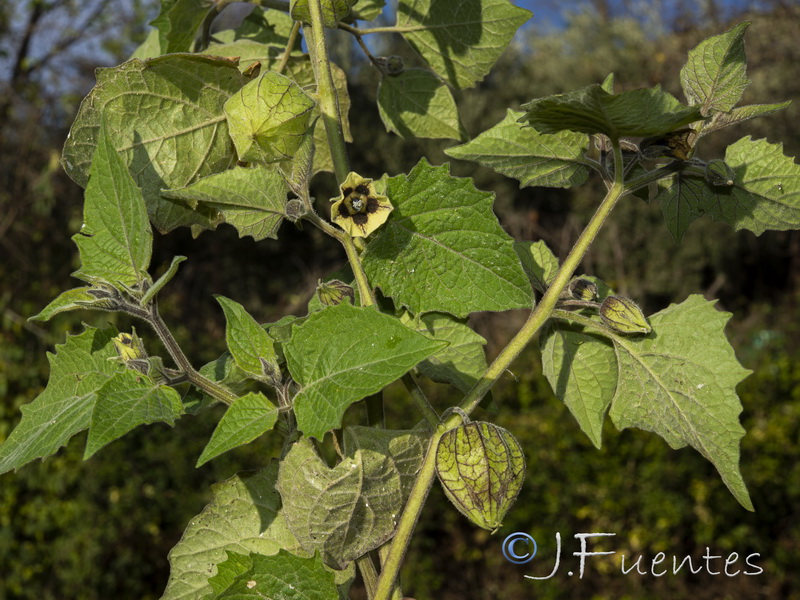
[207,551,252,595]
[377,69,466,141]
[397,0,531,90]
[204,39,283,73]
[608,295,753,510]
[680,22,749,116]
[141,255,188,306]
[656,136,800,240]
[62,55,243,233]
[212,7,299,46]
[446,109,590,188]
[600,72,615,93]
[151,0,214,53]
[162,462,302,600]
[183,352,252,414]
[283,303,446,438]
[73,124,152,289]
[0,326,121,475]
[196,392,279,467]
[400,311,487,394]
[208,550,253,599]
[520,84,704,140]
[215,295,278,378]
[352,0,385,21]
[701,101,791,136]
[162,166,289,241]
[540,323,617,449]
[84,369,183,458]
[514,240,559,294]
[224,70,316,164]
[215,53,352,174]
[290,0,357,27]
[276,427,426,569]
[656,174,713,242]
[29,287,107,322]
[130,28,162,60]
[209,550,338,599]
[362,159,532,317]
[283,128,315,196]
[197,48,352,175]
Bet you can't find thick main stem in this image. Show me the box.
[305,1,350,184]
[372,428,444,600]
[373,147,628,600]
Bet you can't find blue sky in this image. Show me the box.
[512,0,775,29]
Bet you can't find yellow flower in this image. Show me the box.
[330,172,393,238]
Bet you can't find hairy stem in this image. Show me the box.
[296,189,378,312]
[342,234,378,306]
[144,301,238,406]
[373,144,628,600]
[402,372,439,428]
[625,158,703,192]
[338,23,383,68]
[357,554,379,599]
[373,428,444,600]
[458,144,626,416]
[305,0,350,184]
[551,308,618,338]
[276,21,301,74]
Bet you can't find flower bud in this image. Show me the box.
[600,295,651,335]
[435,421,526,532]
[704,159,735,187]
[112,330,150,375]
[113,330,147,363]
[316,279,355,307]
[375,55,405,76]
[568,277,598,302]
[285,199,307,222]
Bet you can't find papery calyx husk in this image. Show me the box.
[600,295,651,334]
[317,279,355,306]
[435,421,526,532]
[330,172,393,238]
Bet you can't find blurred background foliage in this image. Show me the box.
[1,0,798,598]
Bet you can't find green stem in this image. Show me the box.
[338,23,383,69]
[357,554,379,599]
[376,546,403,600]
[373,428,444,600]
[346,25,423,35]
[276,21,301,74]
[145,301,238,406]
[305,0,350,184]
[342,234,378,306]
[457,177,626,415]
[624,159,703,193]
[299,197,378,308]
[551,308,618,338]
[373,144,629,600]
[402,372,439,428]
